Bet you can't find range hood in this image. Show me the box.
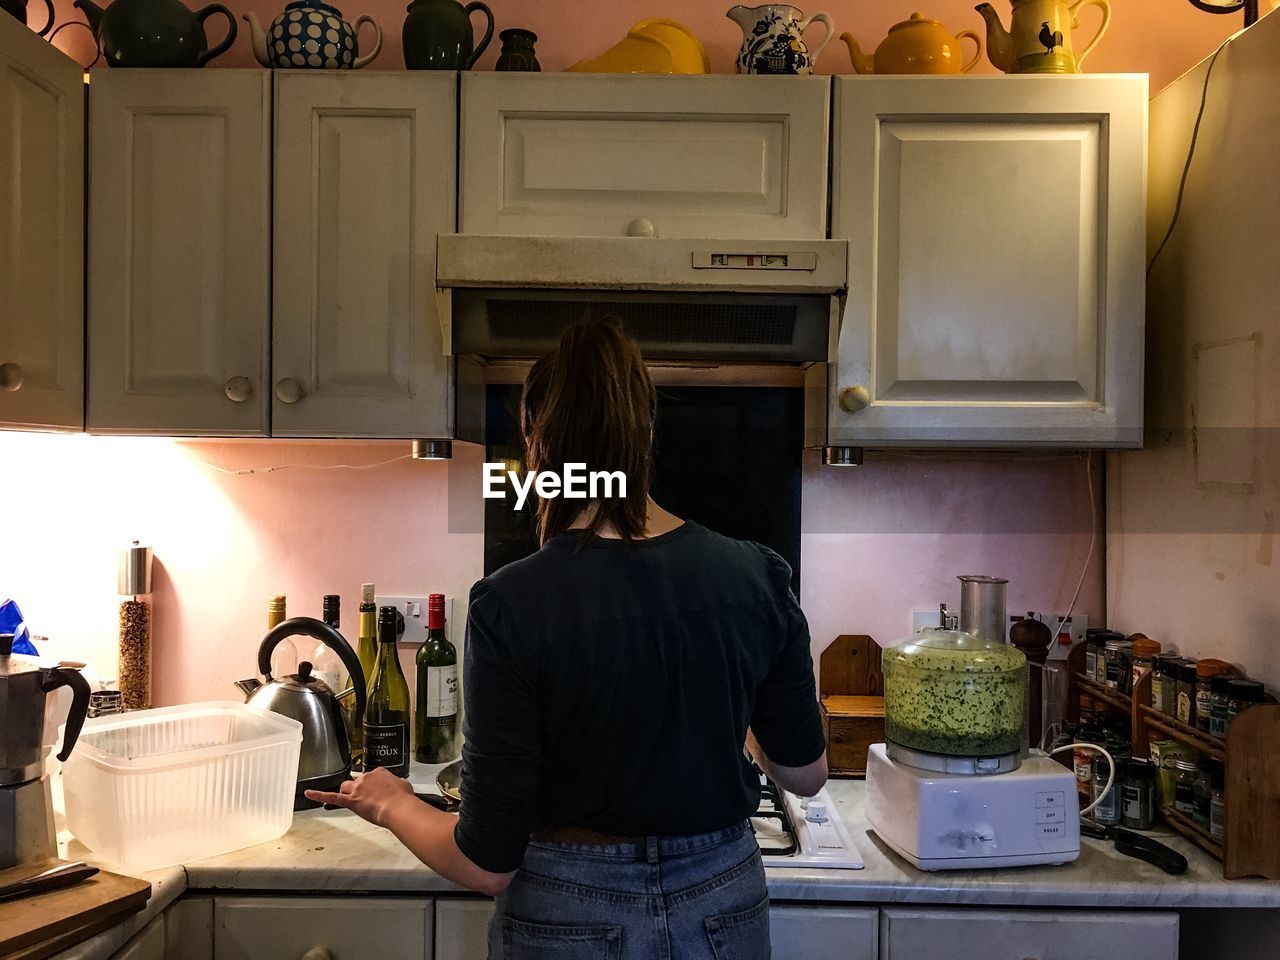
[435,235,848,363]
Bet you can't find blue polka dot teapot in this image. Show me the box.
[244,0,383,69]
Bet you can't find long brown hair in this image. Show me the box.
[521,320,655,544]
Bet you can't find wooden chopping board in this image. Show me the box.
[0,858,150,960]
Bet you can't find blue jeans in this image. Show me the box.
[489,821,769,960]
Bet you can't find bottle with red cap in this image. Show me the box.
[415,593,459,764]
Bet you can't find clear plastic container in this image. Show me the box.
[61,702,302,870]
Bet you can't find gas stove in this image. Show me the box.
[752,777,863,870]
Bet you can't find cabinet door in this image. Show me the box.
[771,905,877,960]
[460,73,829,240]
[434,898,493,960]
[165,896,214,960]
[87,71,271,435]
[214,896,431,960]
[112,916,167,960]
[830,76,1146,448]
[0,15,84,431]
[879,907,1178,960]
[273,72,455,438]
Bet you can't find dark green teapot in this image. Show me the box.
[402,0,493,70]
[75,0,237,67]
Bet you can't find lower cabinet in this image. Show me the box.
[110,916,166,960]
[771,905,877,960]
[435,898,494,960]
[879,907,1179,960]
[211,896,431,960]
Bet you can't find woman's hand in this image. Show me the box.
[304,768,416,828]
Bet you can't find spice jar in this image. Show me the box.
[1079,695,1097,728]
[1084,630,1107,682]
[117,541,154,711]
[1194,659,1231,733]
[1170,758,1199,815]
[1119,757,1156,830]
[1226,678,1265,729]
[1130,637,1161,695]
[1092,757,1120,825]
[1104,638,1132,690]
[1176,660,1198,726]
[1209,766,1226,840]
[1074,725,1103,797]
[1192,760,1214,827]
[1149,654,1171,713]
[1208,673,1233,737]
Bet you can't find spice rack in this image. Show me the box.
[1066,641,1280,879]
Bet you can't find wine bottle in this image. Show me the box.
[415,594,459,764]
[350,583,377,770]
[267,594,298,677]
[312,594,346,692]
[364,605,411,777]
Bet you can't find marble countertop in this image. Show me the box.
[48,764,1280,958]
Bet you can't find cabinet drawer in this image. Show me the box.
[460,73,829,240]
[880,907,1177,960]
[213,896,430,960]
[772,905,877,960]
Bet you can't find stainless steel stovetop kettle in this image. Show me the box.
[235,617,366,807]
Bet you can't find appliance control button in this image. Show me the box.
[1035,790,1066,809]
[805,801,828,823]
[1036,806,1064,824]
[1037,823,1065,839]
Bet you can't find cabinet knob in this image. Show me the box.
[300,949,333,960]
[275,378,306,404]
[0,362,23,392]
[626,217,656,238]
[839,385,870,414]
[224,376,253,403]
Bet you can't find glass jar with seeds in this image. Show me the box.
[117,541,154,711]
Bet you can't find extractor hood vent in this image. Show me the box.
[452,289,830,362]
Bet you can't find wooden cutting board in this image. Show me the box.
[0,858,150,960]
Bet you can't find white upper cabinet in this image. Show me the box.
[87,71,271,436]
[460,73,829,240]
[272,72,455,438]
[0,16,84,432]
[829,76,1146,448]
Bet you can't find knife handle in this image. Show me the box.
[0,861,100,902]
[1113,828,1189,875]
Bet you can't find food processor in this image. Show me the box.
[865,575,1081,870]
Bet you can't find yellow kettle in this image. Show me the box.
[841,12,982,74]
[567,19,709,74]
[974,0,1111,74]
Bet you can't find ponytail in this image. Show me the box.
[521,320,655,544]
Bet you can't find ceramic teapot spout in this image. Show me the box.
[973,3,1012,71]
[839,31,875,73]
[242,11,272,68]
[72,0,105,38]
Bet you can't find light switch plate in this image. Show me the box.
[376,595,455,647]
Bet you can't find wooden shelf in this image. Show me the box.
[1073,673,1132,714]
[1159,804,1224,860]
[1137,705,1227,761]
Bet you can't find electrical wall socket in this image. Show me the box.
[375,595,456,648]
[908,606,1087,661]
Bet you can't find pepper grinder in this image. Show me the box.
[117,541,153,710]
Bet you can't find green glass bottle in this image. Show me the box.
[415,593,459,763]
[364,605,411,778]
[350,582,378,770]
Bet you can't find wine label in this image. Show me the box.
[425,665,458,719]
[364,722,408,772]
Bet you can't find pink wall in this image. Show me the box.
[46,0,1250,91]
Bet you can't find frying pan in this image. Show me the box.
[418,759,463,812]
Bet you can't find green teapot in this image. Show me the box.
[75,0,237,67]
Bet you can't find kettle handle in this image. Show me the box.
[41,668,91,763]
[463,1,495,68]
[258,617,366,729]
[194,4,238,67]
[797,12,834,65]
[1067,0,1110,69]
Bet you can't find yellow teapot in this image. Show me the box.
[841,12,982,74]
[974,0,1111,74]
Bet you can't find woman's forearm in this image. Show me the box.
[383,794,514,896]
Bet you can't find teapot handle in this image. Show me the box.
[258,617,367,729]
[34,0,56,37]
[194,4,237,67]
[41,667,91,763]
[463,1,495,68]
[798,12,834,65]
[1067,0,1110,70]
[351,16,384,69]
[956,29,983,74]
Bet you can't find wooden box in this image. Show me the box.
[819,635,885,778]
